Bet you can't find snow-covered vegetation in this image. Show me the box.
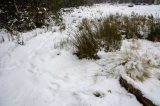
[0,3,160,106]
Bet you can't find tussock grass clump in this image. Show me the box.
[97,15,122,52]
[122,51,150,82]
[54,38,71,49]
[72,15,123,59]
[72,14,160,59]
[147,17,160,42]
[72,19,99,59]
[120,39,157,81]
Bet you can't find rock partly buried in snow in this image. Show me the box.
[93,91,105,98]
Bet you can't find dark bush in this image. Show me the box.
[62,0,92,8]
[72,19,99,59]
[0,0,64,33]
[97,15,122,52]
[147,17,160,42]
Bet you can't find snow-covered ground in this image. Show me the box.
[0,3,160,106]
[63,3,160,32]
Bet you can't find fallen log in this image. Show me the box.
[119,76,155,106]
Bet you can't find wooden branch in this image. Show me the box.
[13,0,20,14]
[119,76,155,106]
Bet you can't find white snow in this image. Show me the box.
[0,3,160,106]
[63,3,160,32]
[0,32,142,106]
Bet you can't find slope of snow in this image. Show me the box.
[0,32,142,106]
[0,3,160,106]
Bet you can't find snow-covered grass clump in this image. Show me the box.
[97,39,160,81]
[121,40,150,81]
[120,39,160,81]
[120,40,160,105]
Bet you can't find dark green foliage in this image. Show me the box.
[0,0,64,33]
[49,0,63,14]
[62,0,92,8]
[0,0,93,34]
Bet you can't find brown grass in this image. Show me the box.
[72,14,160,59]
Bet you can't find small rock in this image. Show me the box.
[108,90,112,93]
[93,91,104,98]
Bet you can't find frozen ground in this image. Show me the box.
[0,3,160,106]
[63,3,160,32]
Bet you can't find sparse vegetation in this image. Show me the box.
[54,38,71,49]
